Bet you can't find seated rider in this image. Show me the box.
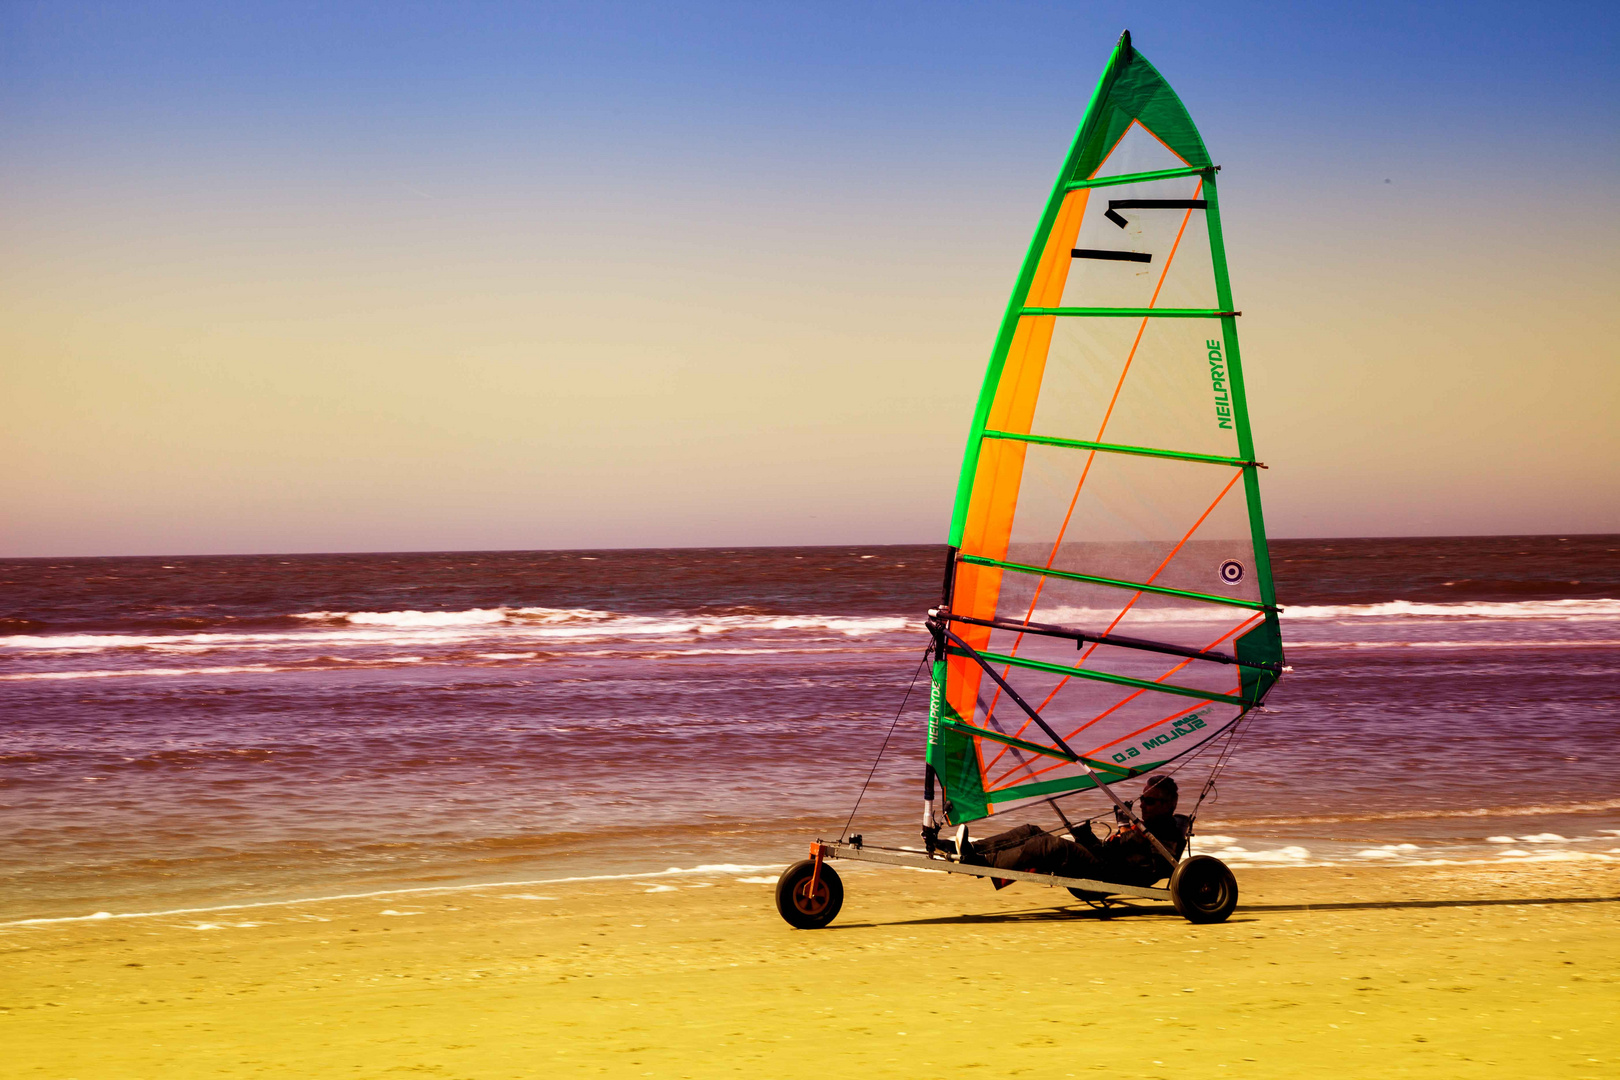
[958,774,1189,888]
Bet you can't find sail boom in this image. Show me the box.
[947,646,1248,706]
[957,555,1274,611]
[1020,306,1237,318]
[1063,164,1215,191]
[981,429,1258,467]
[944,611,1281,672]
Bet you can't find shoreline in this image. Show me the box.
[6,860,1615,1078]
[7,840,1618,928]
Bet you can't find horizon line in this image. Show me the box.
[3,532,1617,562]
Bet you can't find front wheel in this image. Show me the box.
[775,859,844,929]
[1170,855,1238,924]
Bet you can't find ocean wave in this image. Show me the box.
[1287,639,1620,649]
[1200,843,1315,866]
[7,599,1614,657]
[1200,844,1619,871]
[1199,797,1620,828]
[0,664,288,681]
[0,658,430,680]
[0,610,917,656]
[8,598,1613,663]
[1282,599,1620,620]
[295,606,613,628]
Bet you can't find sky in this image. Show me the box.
[3,1,1617,556]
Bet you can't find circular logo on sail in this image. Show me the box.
[1217,559,1245,586]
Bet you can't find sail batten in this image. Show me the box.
[1065,164,1215,191]
[926,30,1285,825]
[981,430,1257,467]
[1020,307,1236,317]
[957,555,1271,610]
[949,648,1251,706]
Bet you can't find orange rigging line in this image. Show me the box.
[1026,465,1244,717]
[1076,466,1245,655]
[985,612,1260,789]
[983,458,1236,774]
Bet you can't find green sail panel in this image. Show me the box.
[925,31,1285,826]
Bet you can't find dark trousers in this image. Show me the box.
[972,823,1105,880]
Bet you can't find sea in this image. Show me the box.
[3,536,1618,923]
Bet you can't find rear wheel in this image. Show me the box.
[775,859,844,929]
[1170,855,1238,923]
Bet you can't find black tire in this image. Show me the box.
[775,859,844,930]
[1170,855,1238,924]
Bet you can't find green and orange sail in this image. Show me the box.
[926,31,1285,824]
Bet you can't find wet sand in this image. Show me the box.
[5,861,1615,1078]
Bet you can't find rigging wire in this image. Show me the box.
[838,647,932,843]
[1185,708,1262,842]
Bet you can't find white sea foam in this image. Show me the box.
[1288,639,1620,650]
[1,611,918,659]
[1282,599,1620,620]
[1200,797,1620,829]
[1198,844,1314,866]
[8,598,1614,661]
[347,609,510,628]
[0,665,285,681]
[298,606,613,628]
[1354,844,1421,859]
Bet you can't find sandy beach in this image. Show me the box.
[5,859,1614,1078]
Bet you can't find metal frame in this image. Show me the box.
[812,840,1171,902]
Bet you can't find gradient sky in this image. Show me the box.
[3,1,1617,556]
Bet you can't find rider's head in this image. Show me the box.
[1139,774,1178,817]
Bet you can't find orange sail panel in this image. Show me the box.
[948,188,1088,730]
